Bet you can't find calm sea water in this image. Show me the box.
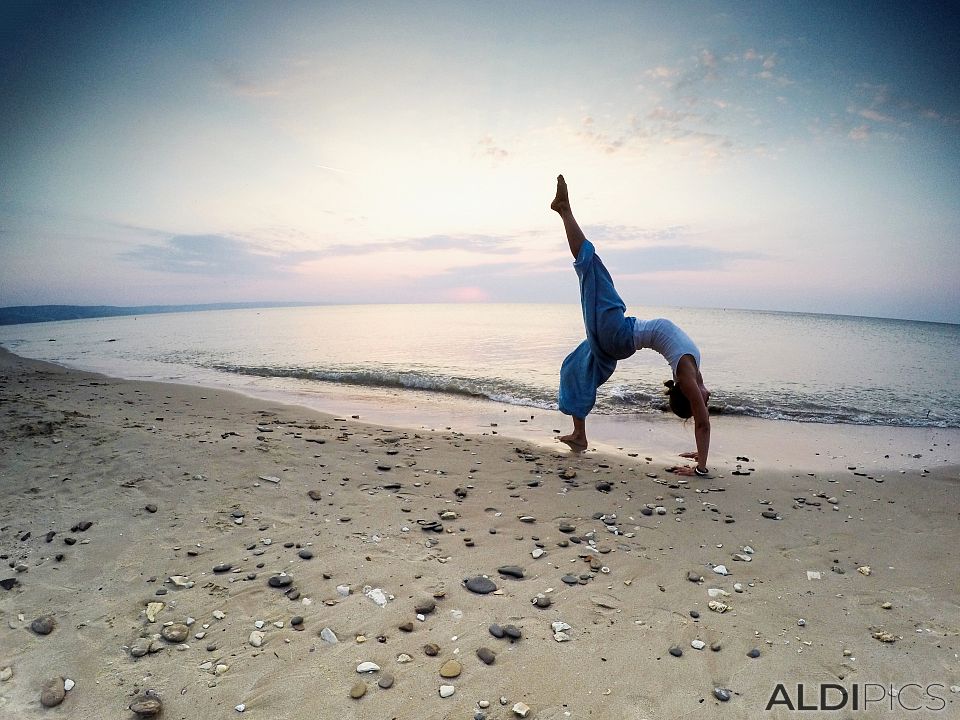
[1,304,957,428]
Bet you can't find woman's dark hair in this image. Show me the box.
[664,380,692,419]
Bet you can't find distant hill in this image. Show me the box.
[0,303,318,326]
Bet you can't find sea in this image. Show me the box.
[1,304,957,430]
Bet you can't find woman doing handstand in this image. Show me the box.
[551,174,711,477]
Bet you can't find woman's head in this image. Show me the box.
[663,379,692,419]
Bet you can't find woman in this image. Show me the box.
[552,174,711,477]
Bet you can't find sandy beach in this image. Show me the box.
[1,347,957,719]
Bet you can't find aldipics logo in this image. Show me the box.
[766,683,948,712]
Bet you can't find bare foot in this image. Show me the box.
[550,174,570,214]
[678,451,698,460]
[559,432,587,452]
[666,465,706,477]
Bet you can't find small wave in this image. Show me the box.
[206,363,958,429]
[209,363,557,411]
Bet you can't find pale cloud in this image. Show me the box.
[122,235,321,276]
[858,108,896,123]
[323,234,521,257]
[476,135,509,161]
[645,65,680,80]
[848,125,870,142]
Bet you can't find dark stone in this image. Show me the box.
[0,577,19,591]
[747,648,761,658]
[213,563,232,573]
[668,646,683,657]
[377,673,395,689]
[465,576,497,594]
[714,688,731,702]
[64,537,76,545]
[561,574,579,585]
[129,692,163,717]
[291,616,304,626]
[497,565,524,579]
[398,621,413,632]
[268,574,293,588]
[595,482,612,492]
[533,596,551,609]
[298,550,314,560]
[558,522,576,533]
[690,610,700,619]
[423,643,440,656]
[476,647,496,664]
[145,504,158,513]
[31,615,56,635]
[761,510,780,520]
[44,531,56,542]
[308,490,322,501]
[640,507,653,516]
[77,521,92,532]
[489,624,505,638]
[503,625,522,640]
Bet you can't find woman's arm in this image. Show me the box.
[671,361,711,476]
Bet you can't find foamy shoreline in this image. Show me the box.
[1,347,957,718]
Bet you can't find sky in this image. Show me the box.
[1,1,958,323]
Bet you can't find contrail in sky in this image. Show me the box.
[315,164,356,175]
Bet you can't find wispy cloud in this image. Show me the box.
[476,135,509,161]
[323,234,521,257]
[122,235,320,276]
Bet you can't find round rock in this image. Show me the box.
[40,676,66,707]
[268,574,293,588]
[747,648,761,658]
[129,692,163,717]
[350,682,366,699]
[714,688,731,702]
[488,624,505,638]
[423,643,440,656]
[668,646,683,657]
[439,659,462,678]
[378,673,394,689]
[161,624,189,643]
[465,576,497,594]
[477,647,496,664]
[31,615,56,635]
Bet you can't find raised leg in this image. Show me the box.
[551,174,587,259]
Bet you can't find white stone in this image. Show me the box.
[513,702,531,717]
[713,565,730,575]
[532,548,544,559]
[213,610,226,620]
[254,620,265,629]
[216,664,229,675]
[691,640,706,650]
[0,667,12,682]
[364,587,388,607]
[235,704,245,712]
[551,621,572,633]
[336,584,351,596]
[63,679,75,692]
[806,571,821,580]
[249,631,265,647]
[708,600,729,613]
[655,506,667,515]
[357,662,380,673]
[397,653,412,663]
[743,545,755,554]
[320,628,338,644]
[707,588,730,598]
[733,583,744,593]
[439,685,456,698]
[554,632,571,642]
